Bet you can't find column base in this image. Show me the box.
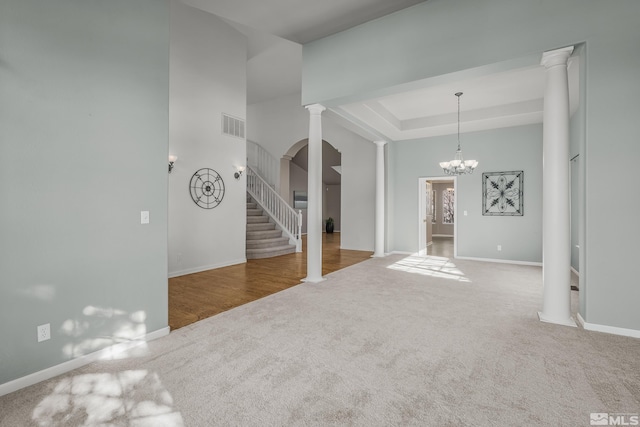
[302,276,326,284]
[371,252,386,258]
[538,311,577,327]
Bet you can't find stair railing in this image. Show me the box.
[247,140,279,189]
[247,165,302,252]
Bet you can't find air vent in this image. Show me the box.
[222,114,245,139]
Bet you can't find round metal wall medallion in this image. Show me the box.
[189,168,225,209]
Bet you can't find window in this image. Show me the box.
[442,188,454,224]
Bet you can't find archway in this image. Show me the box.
[283,139,341,235]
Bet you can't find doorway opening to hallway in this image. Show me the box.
[418,177,456,258]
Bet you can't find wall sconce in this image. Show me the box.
[234,165,246,180]
[168,155,177,174]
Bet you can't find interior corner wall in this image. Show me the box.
[247,93,375,251]
[302,0,640,333]
[168,1,247,277]
[391,124,543,263]
[0,0,169,385]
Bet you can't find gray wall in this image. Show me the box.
[0,0,169,384]
[324,185,341,232]
[392,124,542,263]
[168,1,247,277]
[302,0,640,332]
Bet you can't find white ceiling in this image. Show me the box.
[335,59,579,141]
[181,0,427,44]
[181,0,579,141]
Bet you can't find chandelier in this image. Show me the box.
[439,92,478,175]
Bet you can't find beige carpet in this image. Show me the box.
[1,254,639,426]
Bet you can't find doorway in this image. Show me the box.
[418,177,456,258]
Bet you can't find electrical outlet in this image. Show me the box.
[497,245,502,251]
[140,211,150,225]
[37,323,51,342]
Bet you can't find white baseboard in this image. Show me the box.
[577,313,640,339]
[432,234,453,237]
[455,255,542,267]
[389,251,414,255]
[169,258,246,278]
[0,326,170,397]
[571,266,579,276]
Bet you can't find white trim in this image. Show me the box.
[538,311,577,327]
[571,266,579,276]
[579,315,640,339]
[370,252,389,258]
[388,250,414,255]
[577,312,586,328]
[168,258,246,278]
[0,326,170,397]
[417,176,457,258]
[432,234,454,238]
[455,255,542,267]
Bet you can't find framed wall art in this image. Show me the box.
[482,171,523,216]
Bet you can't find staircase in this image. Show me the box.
[246,196,297,259]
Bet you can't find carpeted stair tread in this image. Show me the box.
[246,244,296,259]
[247,215,270,224]
[246,229,283,240]
[247,222,276,232]
[246,236,290,249]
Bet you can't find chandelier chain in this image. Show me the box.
[456,92,462,151]
[439,91,478,176]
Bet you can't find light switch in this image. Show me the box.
[464,210,468,216]
[141,211,149,224]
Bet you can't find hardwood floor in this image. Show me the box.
[427,236,454,258]
[169,232,372,330]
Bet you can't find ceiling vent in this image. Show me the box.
[222,114,245,139]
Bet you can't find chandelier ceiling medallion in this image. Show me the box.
[439,92,478,175]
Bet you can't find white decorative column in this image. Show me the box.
[303,104,325,283]
[373,141,387,257]
[539,46,576,327]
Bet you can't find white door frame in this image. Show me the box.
[418,176,457,257]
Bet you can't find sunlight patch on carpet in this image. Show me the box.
[31,370,184,426]
[387,255,471,282]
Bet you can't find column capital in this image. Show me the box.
[282,154,293,161]
[373,140,387,147]
[541,46,574,68]
[305,103,326,115]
